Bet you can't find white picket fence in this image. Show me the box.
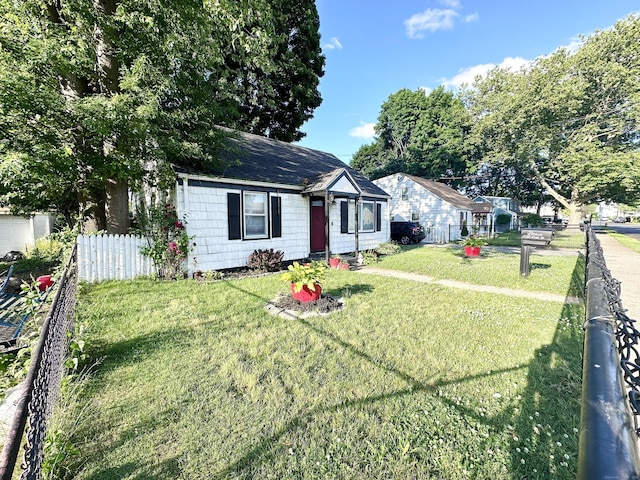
[423,226,448,244]
[77,234,155,282]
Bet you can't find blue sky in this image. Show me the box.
[296,0,639,164]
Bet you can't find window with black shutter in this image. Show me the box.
[376,203,382,231]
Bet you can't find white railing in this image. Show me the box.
[77,234,155,282]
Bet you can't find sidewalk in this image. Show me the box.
[595,230,640,321]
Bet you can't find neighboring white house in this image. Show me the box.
[0,208,56,256]
[597,202,620,220]
[474,196,522,232]
[173,130,390,271]
[373,173,492,242]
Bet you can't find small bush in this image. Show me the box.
[25,236,65,263]
[521,213,543,227]
[496,213,512,226]
[375,242,401,256]
[461,220,469,237]
[247,249,284,272]
[360,250,378,265]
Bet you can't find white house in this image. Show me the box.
[0,208,56,256]
[173,130,390,271]
[474,196,522,232]
[373,173,492,242]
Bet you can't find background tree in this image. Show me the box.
[220,0,324,142]
[0,0,324,232]
[351,87,474,183]
[464,160,550,211]
[464,15,640,223]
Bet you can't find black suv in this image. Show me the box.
[391,221,426,245]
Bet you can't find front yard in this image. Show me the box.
[53,245,585,479]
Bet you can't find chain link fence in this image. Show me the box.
[0,245,77,480]
[578,228,640,479]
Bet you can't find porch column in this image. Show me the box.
[354,196,360,257]
[325,191,331,263]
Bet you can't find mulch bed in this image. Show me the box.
[272,294,344,314]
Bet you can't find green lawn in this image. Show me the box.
[608,231,640,253]
[485,229,586,250]
[53,252,585,479]
[373,245,584,297]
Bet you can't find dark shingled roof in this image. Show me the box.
[176,129,389,198]
[405,174,492,214]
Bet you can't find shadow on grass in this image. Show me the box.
[72,259,586,479]
[506,253,585,477]
[212,313,527,479]
[211,255,586,479]
[81,416,183,480]
[530,262,551,270]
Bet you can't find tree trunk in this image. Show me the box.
[105,177,129,233]
[79,188,106,233]
[94,0,129,233]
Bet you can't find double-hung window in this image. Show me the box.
[243,192,268,238]
[228,191,281,240]
[360,201,375,232]
[341,199,380,233]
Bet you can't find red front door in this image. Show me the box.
[310,199,326,252]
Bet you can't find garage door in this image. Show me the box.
[0,216,33,255]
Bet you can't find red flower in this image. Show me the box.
[174,221,184,229]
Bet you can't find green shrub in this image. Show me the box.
[25,236,65,263]
[360,250,378,265]
[521,213,543,227]
[375,242,401,256]
[138,203,192,280]
[496,213,512,226]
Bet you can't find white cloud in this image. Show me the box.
[439,0,460,7]
[441,56,530,88]
[419,86,433,96]
[349,122,376,139]
[405,9,459,39]
[562,35,584,53]
[463,12,479,23]
[323,37,343,50]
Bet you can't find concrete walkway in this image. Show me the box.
[360,233,639,319]
[595,230,640,321]
[358,267,582,304]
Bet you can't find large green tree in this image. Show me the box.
[351,87,474,183]
[0,0,324,232]
[464,15,640,222]
[220,0,324,142]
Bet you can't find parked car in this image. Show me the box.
[391,221,426,245]
[614,217,628,223]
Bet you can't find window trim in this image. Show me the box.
[360,201,375,233]
[344,199,377,234]
[243,191,268,239]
